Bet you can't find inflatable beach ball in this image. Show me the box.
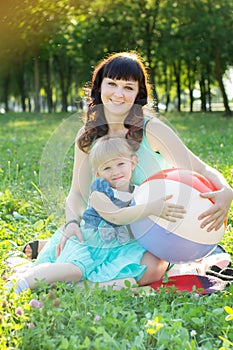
[130,168,226,263]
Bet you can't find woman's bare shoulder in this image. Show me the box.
[144,113,167,135]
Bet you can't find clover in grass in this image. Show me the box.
[145,316,164,335]
[224,306,233,321]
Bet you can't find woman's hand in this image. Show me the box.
[148,195,186,222]
[198,187,233,232]
[56,223,84,258]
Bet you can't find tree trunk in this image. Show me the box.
[17,70,26,112]
[187,64,195,113]
[61,90,68,112]
[58,61,72,113]
[214,52,232,116]
[189,89,194,113]
[165,94,170,113]
[28,97,32,112]
[207,76,212,112]
[139,0,160,113]
[163,63,171,112]
[24,70,31,113]
[44,58,53,113]
[34,56,40,113]
[3,73,10,112]
[150,67,159,113]
[173,62,181,112]
[199,76,207,112]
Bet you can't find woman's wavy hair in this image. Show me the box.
[78,51,150,153]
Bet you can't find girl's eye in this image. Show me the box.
[118,162,125,166]
[108,81,116,86]
[103,167,111,171]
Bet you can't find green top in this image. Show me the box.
[131,119,170,185]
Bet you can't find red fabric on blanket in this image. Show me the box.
[150,274,227,294]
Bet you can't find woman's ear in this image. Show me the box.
[131,155,138,170]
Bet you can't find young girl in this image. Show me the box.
[6,136,185,293]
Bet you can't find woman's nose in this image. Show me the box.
[113,87,124,97]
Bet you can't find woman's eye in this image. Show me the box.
[108,82,116,86]
[118,162,125,166]
[125,86,133,91]
[103,167,111,171]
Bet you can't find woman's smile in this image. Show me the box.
[101,77,139,118]
[110,99,124,105]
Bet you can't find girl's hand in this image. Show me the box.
[56,223,84,258]
[198,187,233,232]
[148,195,186,222]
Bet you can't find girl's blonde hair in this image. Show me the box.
[89,135,137,172]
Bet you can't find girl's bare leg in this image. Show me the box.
[137,251,168,286]
[23,262,82,289]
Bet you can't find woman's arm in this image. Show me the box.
[146,118,231,187]
[89,191,185,226]
[56,129,92,255]
[146,117,233,231]
[65,141,91,223]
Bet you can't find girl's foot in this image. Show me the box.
[5,278,30,294]
[22,240,48,259]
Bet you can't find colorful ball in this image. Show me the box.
[130,168,226,263]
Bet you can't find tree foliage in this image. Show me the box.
[0,0,232,114]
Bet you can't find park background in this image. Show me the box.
[0,1,233,349]
[0,0,233,115]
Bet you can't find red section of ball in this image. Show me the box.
[144,168,217,203]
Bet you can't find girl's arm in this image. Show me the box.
[89,191,185,226]
[146,117,233,231]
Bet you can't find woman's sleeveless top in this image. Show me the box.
[131,118,170,185]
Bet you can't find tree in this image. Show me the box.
[0,0,232,114]
[0,0,71,112]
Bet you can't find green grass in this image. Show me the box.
[0,112,233,349]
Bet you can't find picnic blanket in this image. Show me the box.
[149,249,232,294]
[150,274,228,294]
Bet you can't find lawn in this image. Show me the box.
[0,111,233,350]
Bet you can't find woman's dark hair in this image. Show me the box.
[78,51,150,152]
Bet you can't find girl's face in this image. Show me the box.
[100,78,139,118]
[96,156,137,191]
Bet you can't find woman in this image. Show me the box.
[24,51,233,284]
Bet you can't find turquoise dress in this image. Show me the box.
[132,125,170,185]
[35,124,170,282]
